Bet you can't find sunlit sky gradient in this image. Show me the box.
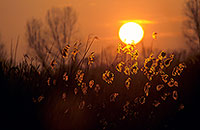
[0,0,187,60]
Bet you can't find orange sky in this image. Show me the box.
[0,0,187,60]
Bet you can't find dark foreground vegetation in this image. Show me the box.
[0,44,199,130]
[1,0,200,129]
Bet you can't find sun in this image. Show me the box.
[119,22,144,45]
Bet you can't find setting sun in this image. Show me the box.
[1,0,197,129]
[119,22,144,45]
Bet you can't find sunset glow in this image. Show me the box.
[119,22,144,45]
[0,0,197,129]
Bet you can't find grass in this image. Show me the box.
[0,41,199,130]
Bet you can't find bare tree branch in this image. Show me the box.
[183,0,200,52]
[25,6,78,69]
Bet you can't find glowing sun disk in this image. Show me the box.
[119,22,144,45]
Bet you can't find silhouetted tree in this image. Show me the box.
[26,6,77,69]
[46,7,77,50]
[26,18,48,68]
[183,0,200,52]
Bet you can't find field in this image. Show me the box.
[0,42,199,129]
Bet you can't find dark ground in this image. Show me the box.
[0,53,199,130]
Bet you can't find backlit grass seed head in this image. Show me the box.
[179,104,184,111]
[63,72,68,81]
[153,100,160,107]
[53,79,56,85]
[124,66,130,76]
[117,43,137,59]
[139,96,146,104]
[152,100,160,107]
[172,90,178,100]
[79,73,84,83]
[50,59,57,69]
[71,46,79,61]
[94,84,100,93]
[62,45,70,58]
[79,100,86,110]
[158,51,167,60]
[62,92,67,101]
[89,80,94,88]
[152,32,158,40]
[160,71,169,83]
[144,55,154,69]
[142,55,159,80]
[64,109,69,114]
[117,43,123,54]
[172,66,179,76]
[121,45,131,54]
[172,63,186,76]
[167,78,178,87]
[110,93,119,102]
[156,58,164,69]
[88,52,95,65]
[167,78,174,87]
[156,84,164,91]
[179,63,186,69]
[102,70,114,84]
[174,81,178,87]
[87,104,92,110]
[141,67,147,75]
[38,96,44,102]
[76,70,83,79]
[122,44,135,54]
[75,70,84,85]
[123,101,130,113]
[144,82,151,96]
[142,52,170,80]
[81,82,88,95]
[164,54,174,67]
[134,97,139,104]
[74,88,78,95]
[130,62,138,75]
[146,73,153,81]
[161,93,170,101]
[131,50,139,60]
[116,62,124,72]
[47,77,51,86]
[125,77,131,90]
